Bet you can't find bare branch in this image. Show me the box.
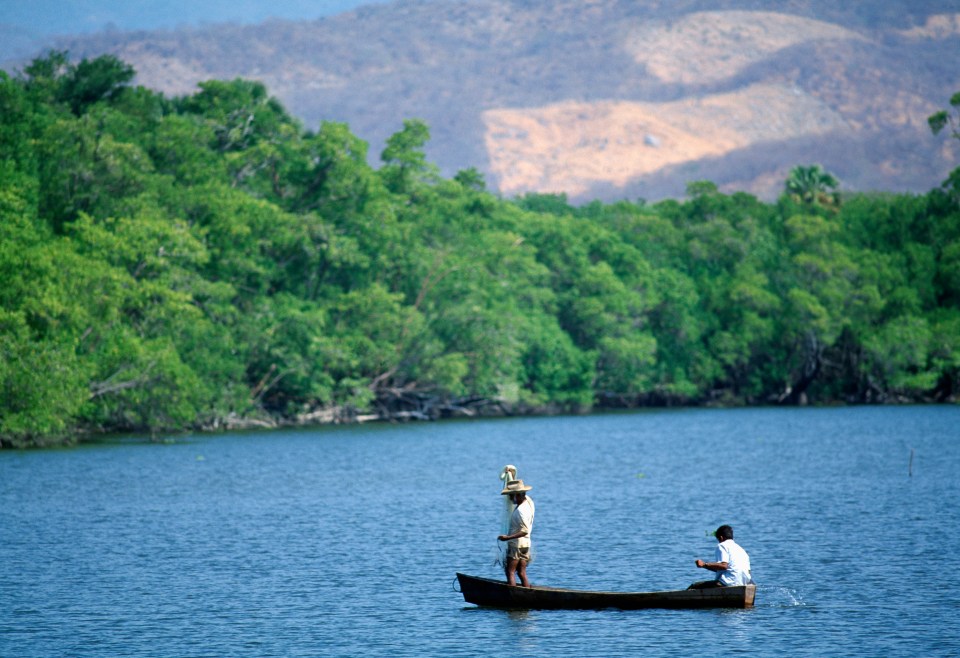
[88,361,157,399]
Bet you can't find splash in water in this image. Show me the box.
[759,585,805,607]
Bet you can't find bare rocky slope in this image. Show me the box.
[11,0,960,202]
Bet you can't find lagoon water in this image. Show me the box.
[2,406,959,656]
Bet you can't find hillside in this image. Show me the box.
[8,0,960,201]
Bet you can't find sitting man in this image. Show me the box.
[690,524,753,588]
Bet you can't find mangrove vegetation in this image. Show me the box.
[1,53,959,447]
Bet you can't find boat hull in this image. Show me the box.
[456,573,755,610]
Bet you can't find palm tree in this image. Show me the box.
[785,164,840,208]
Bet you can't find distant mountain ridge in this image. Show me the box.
[8,0,960,201]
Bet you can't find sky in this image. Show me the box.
[0,0,392,62]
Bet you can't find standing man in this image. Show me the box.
[691,524,753,588]
[497,479,535,587]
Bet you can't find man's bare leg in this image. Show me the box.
[516,559,529,587]
[505,557,519,586]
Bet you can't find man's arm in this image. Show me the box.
[695,559,729,572]
[498,530,528,541]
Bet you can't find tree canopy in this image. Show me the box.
[1,54,958,447]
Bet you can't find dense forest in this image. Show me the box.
[1,53,958,448]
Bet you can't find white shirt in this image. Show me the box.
[508,497,535,549]
[716,539,752,586]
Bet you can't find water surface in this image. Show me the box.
[2,406,958,656]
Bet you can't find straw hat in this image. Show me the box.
[500,479,533,495]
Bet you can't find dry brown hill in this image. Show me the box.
[16,0,960,202]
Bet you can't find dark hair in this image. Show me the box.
[715,525,734,540]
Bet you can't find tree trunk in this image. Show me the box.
[779,332,822,405]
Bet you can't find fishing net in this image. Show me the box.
[493,464,517,566]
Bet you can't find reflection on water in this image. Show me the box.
[1,406,959,657]
[714,606,755,646]
[507,609,541,655]
[505,609,537,627]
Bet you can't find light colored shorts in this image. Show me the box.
[506,544,531,562]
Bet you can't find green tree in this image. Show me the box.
[56,54,135,115]
[928,91,960,140]
[785,164,840,208]
[379,119,438,194]
[0,172,90,445]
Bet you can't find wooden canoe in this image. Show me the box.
[456,573,756,610]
